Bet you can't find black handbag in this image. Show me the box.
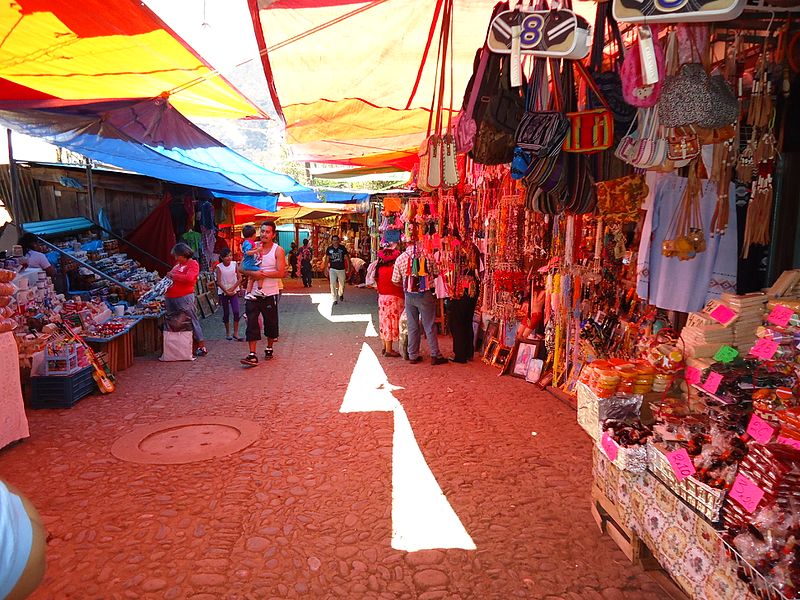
[471,119,515,165]
[587,2,635,141]
[485,55,527,134]
[514,58,569,158]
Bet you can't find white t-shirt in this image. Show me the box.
[25,250,51,270]
[0,481,32,599]
[350,257,366,271]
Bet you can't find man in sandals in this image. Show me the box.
[239,221,286,366]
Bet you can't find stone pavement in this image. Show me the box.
[0,278,667,599]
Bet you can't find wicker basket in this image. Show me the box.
[577,382,600,441]
[648,441,726,523]
[722,539,792,600]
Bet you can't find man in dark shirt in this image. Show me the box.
[322,235,350,304]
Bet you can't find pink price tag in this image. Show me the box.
[746,414,776,444]
[777,436,800,451]
[751,339,779,360]
[709,304,737,325]
[685,366,702,385]
[767,305,794,327]
[601,432,619,462]
[667,448,696,481]
[702,372,723,394]
[729,473,765,514]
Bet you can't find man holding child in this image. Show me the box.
[239,221,286,366]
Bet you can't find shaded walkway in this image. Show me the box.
[0,279,664,599]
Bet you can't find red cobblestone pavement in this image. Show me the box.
[0,279,666,599]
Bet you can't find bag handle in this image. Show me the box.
[446,0,455,134]
[465,48,490,121]
[548,59,564,112]
[433,0,452,137]
[574,60,611,111]
[425,10,445,138]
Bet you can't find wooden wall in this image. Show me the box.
[1,163,165,237]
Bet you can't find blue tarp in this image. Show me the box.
[0,98,310,212]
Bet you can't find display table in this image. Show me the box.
[0,331,30,449]
[130,312,164,356]
[592,446,757,600]
[85,318,140,373]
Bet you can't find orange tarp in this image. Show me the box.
[0,0,263,119]
[254,0,493,166]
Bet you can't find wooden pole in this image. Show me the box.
[5,129,20,226]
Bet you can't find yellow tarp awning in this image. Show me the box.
[0,0,263,119]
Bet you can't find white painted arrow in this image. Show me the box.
[285,292,378,337]
[340,343,476,552]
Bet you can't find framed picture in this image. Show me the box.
[512,342,535,377]
[511,340,543,378]
[525,359,544,383]
[482,337,500,364]
[492,344,512,369]
[483,320,500,351]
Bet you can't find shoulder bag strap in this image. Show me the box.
[589,3,607,73]
[574,60,611,110]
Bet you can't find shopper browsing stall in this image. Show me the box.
[214,248,241,341]
[375,244,404,358]
[323,235,349,304]
[392,230,447,366]
[240,221,285,366]
[446,240,481,363]
[165,243,207,357]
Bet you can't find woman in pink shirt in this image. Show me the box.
[165,243,207,357]
[375,244,404,357]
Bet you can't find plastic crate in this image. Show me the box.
[44,344,86,376]
[31,366,96,408]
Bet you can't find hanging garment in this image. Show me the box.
[636,173,737,313]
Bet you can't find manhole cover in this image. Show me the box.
[111,417,260,464]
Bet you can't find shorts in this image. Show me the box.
[245,295,279,341]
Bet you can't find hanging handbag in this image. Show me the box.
[455,48,488,154]
[441,9,459,188]
[595,173,648,218]
[563,154,596,214]
[666,125,701,162]
[456,2,509,154]
[588,2,637,135]
[418,0,456,190]
[620,25,665,108]
[615,107,667,169]
[485,55,527,135]
[563,61,614,153]
[658,33,713,128]
[514,60,569,157]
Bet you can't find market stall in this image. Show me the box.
[380,0,800,595]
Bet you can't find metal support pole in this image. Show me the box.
[85,157,96,222]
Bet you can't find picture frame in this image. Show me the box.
[483,320,500,351]
[512,341,536,377]
[492,345,512,369]
[482,337,500,364]
[525,359,544,384]
[509,339,545,381]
